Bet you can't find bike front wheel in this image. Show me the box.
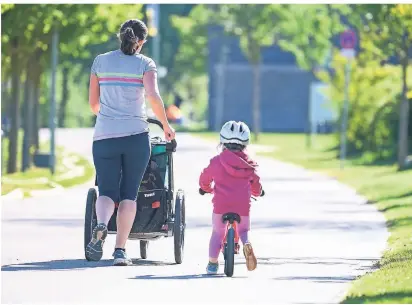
[224,227,235,277]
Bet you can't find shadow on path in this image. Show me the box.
[129,274,247,280]
[2,258,174,271]
[3,218,83,228]
[234,256,377,267]
[274,275,356,283]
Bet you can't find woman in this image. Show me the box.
[86,19,175,266]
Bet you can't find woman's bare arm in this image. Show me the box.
[143,70,169,126]
[89,74,100,115]
[143,70,175,140]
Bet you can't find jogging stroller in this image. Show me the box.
[84,118,186,264]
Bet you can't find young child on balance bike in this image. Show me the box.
[199,121,265,274]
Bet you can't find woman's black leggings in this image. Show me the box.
[92,133,150,202]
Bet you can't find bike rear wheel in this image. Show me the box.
[224,227,235,277]
[140,240,148,259]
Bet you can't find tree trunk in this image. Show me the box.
[397,60,409,169]
[248,26,261,142]
[1,79,10,175]
[22,65,34,172]
[397,36,410,170]
[252,63,261,142]
[32,71,41,150]
[31,49,43,150]
[1,80,9,116]
[58,66,69,128]
[7,38,20,174]
[368,102,395,152]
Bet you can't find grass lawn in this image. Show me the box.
[1,134,94,197]
[194,132,412,304]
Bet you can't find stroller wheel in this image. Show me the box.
[84,188,97,261]
[173,189,185,264]
[140,240,149,259]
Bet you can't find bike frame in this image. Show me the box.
[221,220,240,254]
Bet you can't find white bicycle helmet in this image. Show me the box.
[220,120,250,146]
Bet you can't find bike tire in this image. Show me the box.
[140,240,149,259]
[224,227,235,277]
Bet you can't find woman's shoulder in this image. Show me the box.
[92,50,120,65]
[136,54,157,73]
[96,49,120,58]
[94,50,153,62]
[135,53,156,67]
[135,53,153,61]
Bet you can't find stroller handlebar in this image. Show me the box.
[147,117,164,130]
[147,117,177,150]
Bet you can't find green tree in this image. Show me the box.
[210,4,284,139]
[273,4,350,147]
[169,5,211,121]
[1,4,144,172]
[170,5,209,80]
[276,4,349,70]
[350,4,412,169]
[56,4,144,128]
[318,51,412,158]
[154,4,194,93]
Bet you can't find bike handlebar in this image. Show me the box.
[199,188,265,198]
[199,188,207,196]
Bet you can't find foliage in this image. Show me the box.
[1,4,144,82]
[211,4,281,64]
[176,74,209,122]
[1,4,144,114]
[317,51,412,158]
[1,4,144,174]
[349,4,412,62]
[170,4,210,78]
[276,4,350,70]
[348,4,412,167]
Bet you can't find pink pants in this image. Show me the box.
[209,213,250,259]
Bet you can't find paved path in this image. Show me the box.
[1,128,388,304]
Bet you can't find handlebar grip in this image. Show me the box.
[148,118,178,150]
[199,188,207,195]
[171,139,177,150]
[261,189,265,197]
[147,118,164,130]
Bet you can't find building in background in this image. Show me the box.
[207,26,336,133]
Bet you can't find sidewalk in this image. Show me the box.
[1,129,389,304]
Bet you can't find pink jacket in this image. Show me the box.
[199,149,262,216]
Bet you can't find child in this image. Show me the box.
[199,120,264,274]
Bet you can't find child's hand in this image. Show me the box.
[199,188,207,195]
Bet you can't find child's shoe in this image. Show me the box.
[206,262,219,274]
[243,242,257,271]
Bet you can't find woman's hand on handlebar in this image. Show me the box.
[164,123,176,141]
